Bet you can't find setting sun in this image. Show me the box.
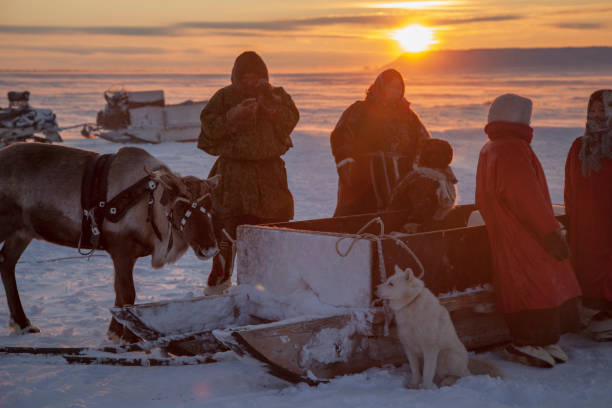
[393,24,437,53]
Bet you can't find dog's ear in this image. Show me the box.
[405,268,415,280]
[393,265,404,277]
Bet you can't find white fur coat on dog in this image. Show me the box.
[376,266,502,388]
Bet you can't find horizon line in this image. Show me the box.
[2,45,612,75]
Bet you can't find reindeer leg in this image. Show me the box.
[108,253,140,343]
[0,234,37,333]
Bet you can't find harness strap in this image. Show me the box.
[79,156,166,257]
[105,176,163,241]
[148,190,162,241]
[79,153,115,253]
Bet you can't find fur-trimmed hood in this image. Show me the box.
[230,51,269,86]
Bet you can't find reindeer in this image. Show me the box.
[0,143,219,340]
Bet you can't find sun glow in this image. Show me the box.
[393,24,437,53]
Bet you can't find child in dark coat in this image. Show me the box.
[387,138,457,232]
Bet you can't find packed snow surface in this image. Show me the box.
[1,71,612,407]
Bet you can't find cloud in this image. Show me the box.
[429,14,522,25]
[178,15,406,31]
[0,25,175,36]
[552,22,606,30]
[180,13,522,30]
[0,44,169,55]
[0,13,523,38]
[545,6,612,16]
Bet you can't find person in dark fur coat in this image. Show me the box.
[565,89,612,341]
[330,69,430,217]
[476,93,582,368]
[198,51,299,294]
[387,138,458,232]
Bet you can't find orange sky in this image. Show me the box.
[2,0,611,72]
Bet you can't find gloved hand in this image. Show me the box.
[540,229,570,261]
[226,98,257,131]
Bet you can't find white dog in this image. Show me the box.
[376,266,502,388]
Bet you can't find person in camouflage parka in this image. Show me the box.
[331,69,430,217]
[198,51,299,293]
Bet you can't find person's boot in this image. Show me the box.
[204,240,234,295]
[586,311,612,341]
[503,344,555,368]
[544,343,568,364]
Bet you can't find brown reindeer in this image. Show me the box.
[0,143,219,339]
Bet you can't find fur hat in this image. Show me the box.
[231,51,269,85]
[487,93,532,125]
[419,138,453,169]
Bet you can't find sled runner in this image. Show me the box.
[82,89,206,143]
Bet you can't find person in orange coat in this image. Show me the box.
[564,89,612,341]
[330,69,430,216]
[476,94,582,367]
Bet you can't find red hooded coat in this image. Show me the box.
[476,122,581,314]
[564,136,612,303]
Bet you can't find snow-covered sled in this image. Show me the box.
[106,205,573,383]
[82,89,206,144]
[0,91,62,146]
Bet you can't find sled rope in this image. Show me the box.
[16,255,107,265]
[335,216,425,336]
[56,122,96,131]
[334,217,425,279]
[221,228,236,245]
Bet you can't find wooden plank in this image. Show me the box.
[1,343,155,356]
[165,332,228,356]
[0,346,85,355]
[110,307,162,341]
[216,291,510,383]
[110,293,245,342]
[64,354,216,366]
[267,205,476,235]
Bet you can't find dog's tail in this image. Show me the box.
[468,358,505,379]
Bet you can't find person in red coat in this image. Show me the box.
[565,89,612,341]
[476,93,582,367]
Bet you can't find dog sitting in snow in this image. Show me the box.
[376,266,503,388]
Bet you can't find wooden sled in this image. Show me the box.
[214,291,508,384]
[109,205,568,382]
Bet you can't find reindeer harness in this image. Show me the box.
[79,153,162,254]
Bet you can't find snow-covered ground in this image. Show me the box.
[1,72,612,407]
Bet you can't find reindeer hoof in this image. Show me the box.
[23,325,40,334]
[204,280,231,296]
[9,318,40,335]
